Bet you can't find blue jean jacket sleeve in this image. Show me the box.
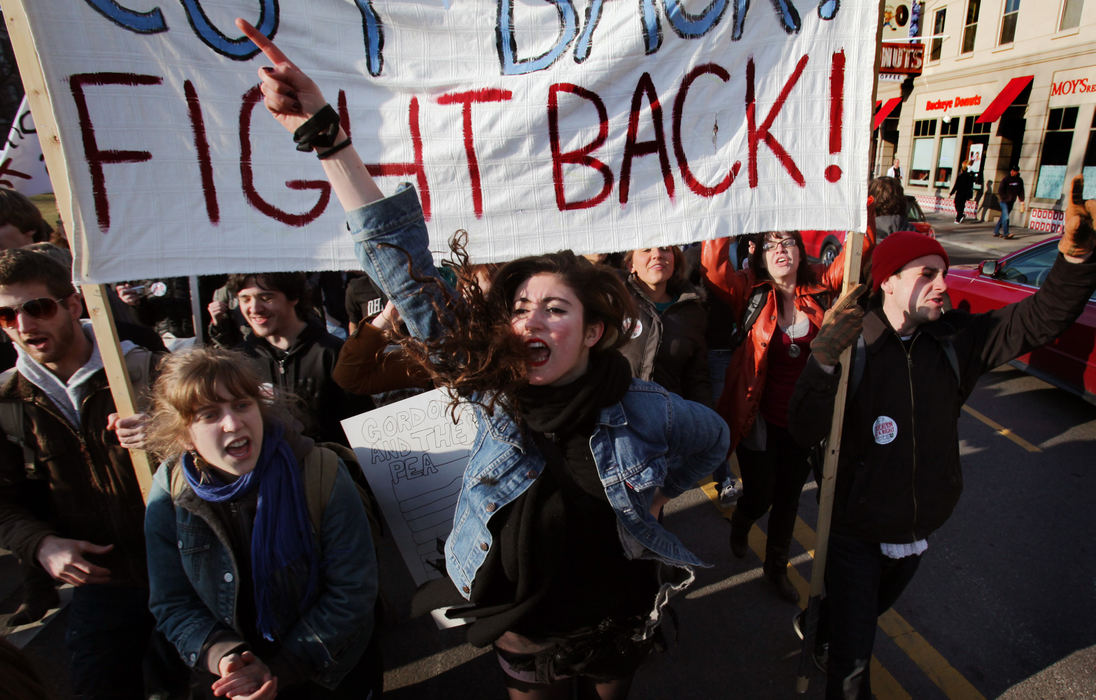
[145,467,227,669]
[279,461,378,687]
[661,392,730,499]
[346,185,453,343]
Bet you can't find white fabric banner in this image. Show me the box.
[0,97,52,196]
[19,0,874,283]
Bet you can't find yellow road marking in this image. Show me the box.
[879,611,986,699]
[962,405,1042,452]
[871,659,913,700]
[703,473,985,699]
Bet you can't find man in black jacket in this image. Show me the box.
[994,165,1026,239]
[789,176,1096,699]
[220,272,372,445]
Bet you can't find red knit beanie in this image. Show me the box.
[870,231,949,292]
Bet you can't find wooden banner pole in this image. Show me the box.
[794,229,863,693]
[795,0,885,692]
[1,0,155,499]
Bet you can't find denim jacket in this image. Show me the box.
[347,185,730,604]
[144,451,377,689]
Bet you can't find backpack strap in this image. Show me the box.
[728,286,770,352]
[303,446,340,536]
[0,368,33,474]
[810,291,833,310]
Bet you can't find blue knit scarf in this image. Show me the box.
[182,422,320,641]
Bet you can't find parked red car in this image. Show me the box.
[945,236,1096,404]
[801,196,936,266]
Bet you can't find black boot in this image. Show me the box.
[729,511,751,558]
[763,557,800,604]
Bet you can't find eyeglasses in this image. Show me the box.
[0,296,70,328]
[762,239,797,252]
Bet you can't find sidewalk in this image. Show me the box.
[922,209,1056,263]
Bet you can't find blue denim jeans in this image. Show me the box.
[994,199,1012,236]
[823,533,921,700]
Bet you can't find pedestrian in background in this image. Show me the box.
[950,164,974,223]
[886,158,902,181]
[994,166,1026,239]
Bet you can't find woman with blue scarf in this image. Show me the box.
[143,348,380,699]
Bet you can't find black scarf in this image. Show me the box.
[411,350,644,643]
[516,349,631,437]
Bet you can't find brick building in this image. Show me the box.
[875,0,1093,232]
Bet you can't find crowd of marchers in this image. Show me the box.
[1,21,1095,700]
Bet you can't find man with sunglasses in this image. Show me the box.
[0,248,161,700]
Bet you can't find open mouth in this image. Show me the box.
[24,335,48,351]
[525,339,550,367]
[224,437,251,460]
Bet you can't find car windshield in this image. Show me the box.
[905,197,925,222]
[996,242,1064,291]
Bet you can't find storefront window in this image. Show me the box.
[1035,106,1078,199]
[1082,110,1096,199]
[962,0,980,53]
[935,119,959,187]
[963,116,992,136]
[1060,0,1083,30]
[930,9,946,61]
[999,0,1020,45]
[910,119,937,186]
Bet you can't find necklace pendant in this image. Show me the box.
[787,342,802,359]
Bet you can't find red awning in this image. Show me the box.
[975,75,1034,124]
[872,97,902,130]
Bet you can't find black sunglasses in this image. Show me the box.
[0,295,71,328]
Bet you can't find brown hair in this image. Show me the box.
[145,347,295,458]
[747,231,819,287]
[227,272,313,320]
[394,234,636,417]
[869,176,906,216]
[622,246,687,292]
[0,189,52,243]
[0,247,76,298]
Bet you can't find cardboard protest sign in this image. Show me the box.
[342,388,476,586]
[14,0,874,283]
[0,97,52,195]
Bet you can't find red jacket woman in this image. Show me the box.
[700,225,874,603]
